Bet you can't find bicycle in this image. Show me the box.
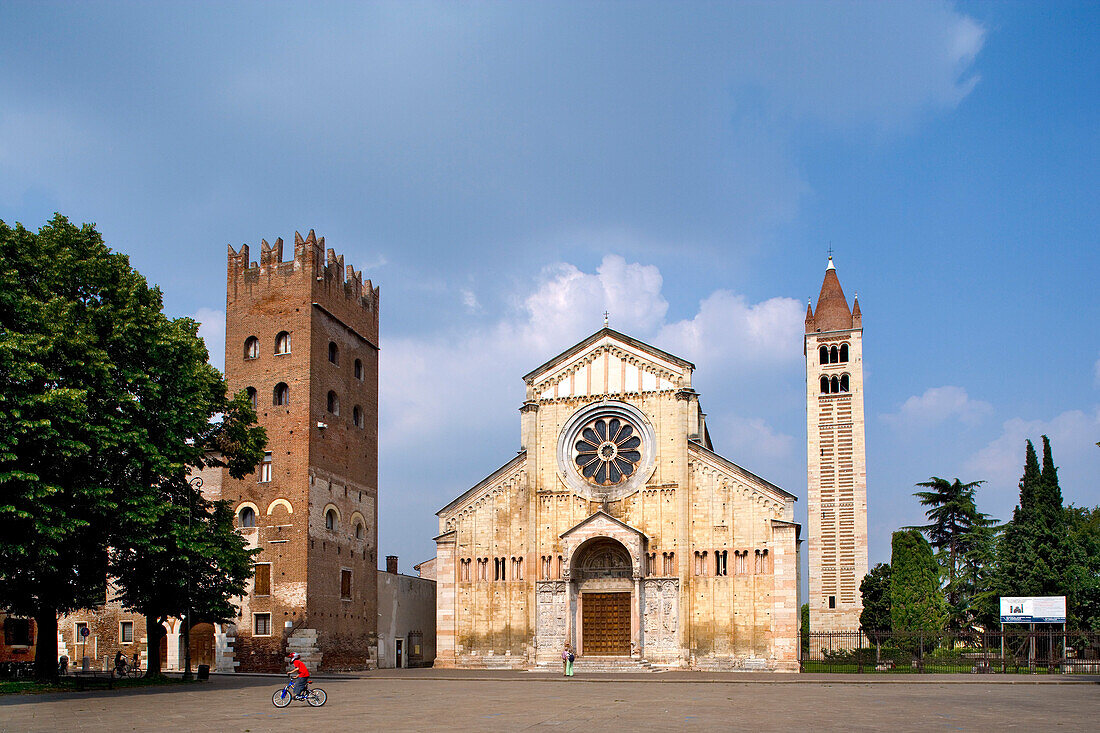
[272,674,327,707]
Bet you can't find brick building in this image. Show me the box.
[434,328,801,671]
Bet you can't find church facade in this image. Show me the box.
[434,329,801,671]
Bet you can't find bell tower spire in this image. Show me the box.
[804,255,868,633]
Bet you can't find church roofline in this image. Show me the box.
[436,451,527,517]
[523,327,694,385]
[689,443,797,501]
[559,509,648,540]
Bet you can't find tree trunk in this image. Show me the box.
[33,605,59,683]
[145,614,164,677]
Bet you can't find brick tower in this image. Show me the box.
[805,256,868,632]
[224,231,379,671]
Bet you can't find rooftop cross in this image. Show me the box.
[603,310,609,328]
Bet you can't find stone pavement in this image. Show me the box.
[2,670,1097,732]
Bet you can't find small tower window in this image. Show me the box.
[259,452,272,483]
[238,506,256,528]
[820,376,829,394]
[327,390,340,415]
[840,374,850,393]
[275,331,291,355]
[354,359,363,381]
[839,343,849,362]
[328,342,339,365]
[246,387,257,409]
[355,522,364,540]
[352,405,363,428]
[819,346,829,365]
[325,509,338,531]
[830,376,840,394]
[273,382,289,406]
[244,336,259,360]
[829,345,839,364]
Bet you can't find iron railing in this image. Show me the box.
[803,629,1100,674]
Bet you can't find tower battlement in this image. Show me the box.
[227,230,380,316]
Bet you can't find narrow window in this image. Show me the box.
[246,386,257,409]
[353,405,362,428]
[460,559,471,582]
[274,331,291,355]
[829,345,839,364]
[117,621,133,644]
[819,345,829,365]
[325,509,338,531]
[273,382,289,406]
[828,596,836,609]
[327,391,339,415]
[556,554,563,579]
[340,570,352,600]
[244,336,259,360]
[820,376,829,394]
[839,343,849,362]
[75,622,88,643]
[830,376,839,394]
[254,613,271,636]
[238,506,256,528]
[715,550,728,577]
[328,342,339,365]
[355,522,364,540]
[254,563,271,594]
[259,452,272,483]
[354,359,363,380]
[840,374,850,393]
[736,551,747,575]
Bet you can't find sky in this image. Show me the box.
[2,1,1097,581]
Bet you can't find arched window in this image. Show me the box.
[246,386,257,409]
[840,374,850,393]
[244,336,259,360]
[819,346,829,365]
[352,405,362,428]
[327,391,340,415]
[830,376,840,394]
[820,376,829,394]
[328,342,339,365]
[238,507,256,528]
[275,331,291,355]
[830,345,839,364]
[354,359,363,380]
[325,509,338,531]
[273,383,289,406]
[839,343,849,362]
[355,522,364,540]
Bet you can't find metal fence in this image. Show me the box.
[803,629,1100,674]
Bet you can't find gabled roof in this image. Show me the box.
[559,509,648,541]
[436,452,526,516]
[689,442,796,501]
[523,327,694,385]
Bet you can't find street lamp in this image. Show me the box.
[183,476,202,681]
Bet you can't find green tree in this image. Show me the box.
[0,215,264,680]
[859,562,892,636]
[889,530,946,635]
[1064,505,1100,630]
[907,477,997,629]
[800,603,809,658]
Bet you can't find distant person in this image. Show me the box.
[562,644,574,677]
[114,651,126,675]
[288,652,310,698]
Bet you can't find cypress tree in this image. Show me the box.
[889,530,946,635]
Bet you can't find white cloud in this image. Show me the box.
[713,416,795,463]
[380,254,803,457]
[191,307,226,373]
[882,386,992,429]
[964,408,1100,511]
[460,288,481,313]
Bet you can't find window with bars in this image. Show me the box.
[120,621,134,644]
[254,613,271,636]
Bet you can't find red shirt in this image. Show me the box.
[292,659,310,678]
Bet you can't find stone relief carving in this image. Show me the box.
[535,581,568,648]
[642,579,679,651]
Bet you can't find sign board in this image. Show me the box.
[999,596,1066,623]
[80,626,90,638]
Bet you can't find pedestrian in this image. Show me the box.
[562,644,574,677]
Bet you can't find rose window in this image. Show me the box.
[573,417,642,486]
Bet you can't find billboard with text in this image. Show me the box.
[999,596,1067,623]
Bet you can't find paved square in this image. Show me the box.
[2,672,1097,732]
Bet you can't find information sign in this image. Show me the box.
[999,596,1066,623]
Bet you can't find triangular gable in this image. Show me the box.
[436,452,526,517]
[688,442,797,504]
[559,509,648,541]
[524,328,694,402]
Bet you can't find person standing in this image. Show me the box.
[562,644,574,677]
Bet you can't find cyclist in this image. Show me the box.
[288,652,310,698]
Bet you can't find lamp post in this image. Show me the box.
[183,476,202,681]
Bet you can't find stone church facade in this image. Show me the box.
[434,329,801,671]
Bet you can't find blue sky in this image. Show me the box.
[2,1,1097,578]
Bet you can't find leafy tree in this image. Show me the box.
[859,563,892,636]
[0,215,264,680]
[800,603,809,658]
[889,530,946,635]
[1064,505,1100,630]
